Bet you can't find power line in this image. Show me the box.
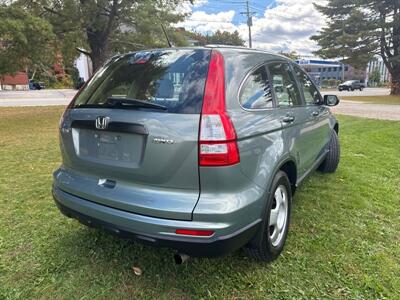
[187,0,319,48]
[248,4,265,13]
[208,0,247,3]
[183,19,236,23]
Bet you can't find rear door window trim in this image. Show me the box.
[267,61,304,108]
[237,60,282,112]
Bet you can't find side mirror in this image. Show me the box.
[324,95,340,106]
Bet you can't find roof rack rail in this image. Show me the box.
[204,44,249,49]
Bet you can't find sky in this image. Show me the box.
[177,0,328,56]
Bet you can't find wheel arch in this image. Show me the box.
[246,159,295,254]
[278,159,297,195]
[334,122,339,134]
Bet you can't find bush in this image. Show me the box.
[321,79,341,88]
[69,67,80,89]
[47,75,74,89]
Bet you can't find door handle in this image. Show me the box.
[312,111,319,117]
[282,116,295,123]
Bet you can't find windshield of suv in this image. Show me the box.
[72,49,211,114]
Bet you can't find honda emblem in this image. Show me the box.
[95,116,110,130]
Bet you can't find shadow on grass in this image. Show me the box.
[46,218,272,296]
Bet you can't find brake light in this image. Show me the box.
[199,50,240,166]
[175,229,214,236]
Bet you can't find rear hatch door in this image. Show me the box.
[57,49,211,220]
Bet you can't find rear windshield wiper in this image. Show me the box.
[106,97,167,110]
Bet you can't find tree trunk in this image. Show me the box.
[390,66,400,96]
[89,44,107,72]
[87,28,109,72]
[88,0,118,72]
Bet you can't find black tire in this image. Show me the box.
[244,171,292,262]
[350,87,354,91]
[318,130,340,173]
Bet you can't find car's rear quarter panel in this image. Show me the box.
[194,50,291,226]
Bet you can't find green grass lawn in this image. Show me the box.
[340,95,400,105]
[1,107,399,299]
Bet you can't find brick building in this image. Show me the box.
[0,72,29,91]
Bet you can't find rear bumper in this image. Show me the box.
[52,186,261,257]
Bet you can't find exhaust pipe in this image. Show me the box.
[174,253,190,265]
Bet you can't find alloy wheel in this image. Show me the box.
[269,185,289,247]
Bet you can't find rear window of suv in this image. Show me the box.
[72,49,211,114]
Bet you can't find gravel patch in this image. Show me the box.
[332,101,400,121]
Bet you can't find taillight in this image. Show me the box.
[199,50,240,167]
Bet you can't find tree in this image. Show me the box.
[187,30,245,46]
[311,0,400,95]
[0,5,55,77]
[22,0,192,71]
[278,51,300,60]
[369,68,381,85]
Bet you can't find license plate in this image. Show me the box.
[97,133,119,144]
[97,133,120,160]
[74,128,143,165]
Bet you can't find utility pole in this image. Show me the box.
[240,0,256,48]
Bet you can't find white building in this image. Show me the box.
[295,58,366,86]
[367,59,390,84]
[75,53,92,81]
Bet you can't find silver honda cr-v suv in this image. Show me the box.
[53,46,340,262]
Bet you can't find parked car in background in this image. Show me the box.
[29,80,45,90]
[338,80,365,91]
[53,46,340,263]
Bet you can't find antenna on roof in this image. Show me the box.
[161,24,173,48]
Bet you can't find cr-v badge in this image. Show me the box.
[153,138,175,144]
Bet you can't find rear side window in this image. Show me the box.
[293,65,322,105]
[72,49,211,114]
[239,65,273,109]
[268,63,302,107]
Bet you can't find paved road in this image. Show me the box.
[321,87,390,97]
[1,88,398,121]
[0,88,391,107]
[0,89,76,106]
